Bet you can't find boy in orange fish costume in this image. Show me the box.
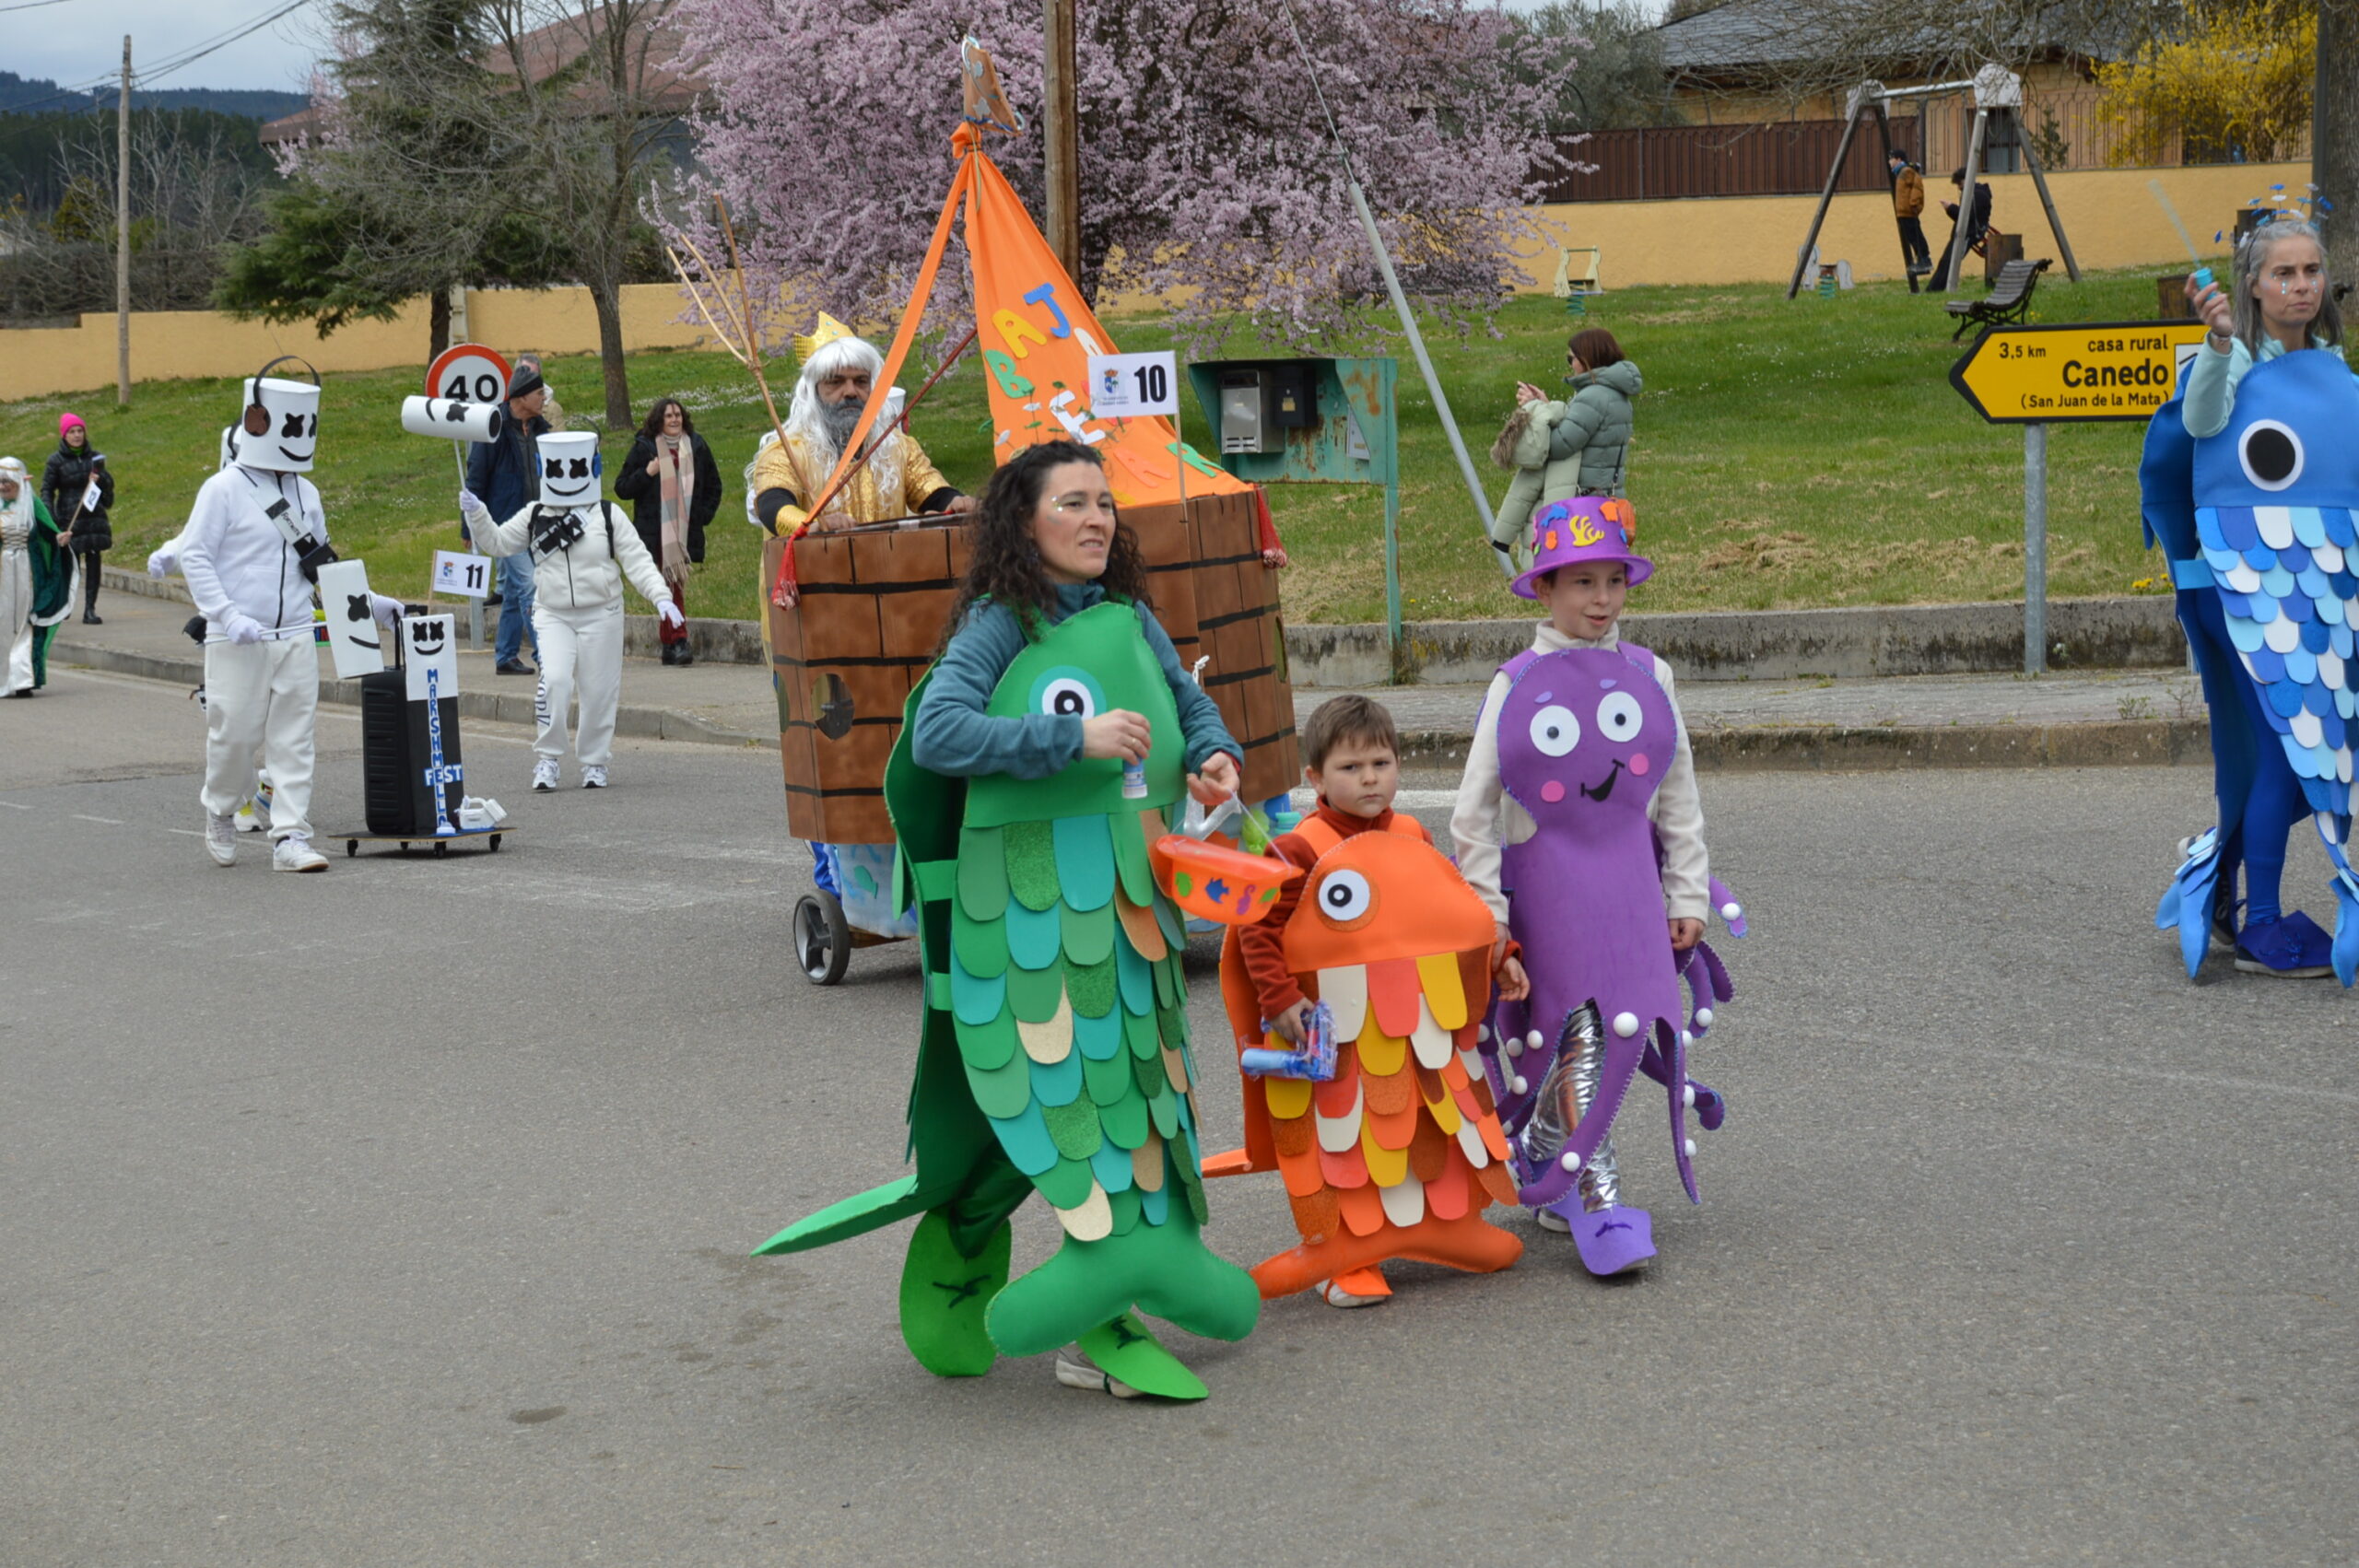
[1209,696,1526,1307]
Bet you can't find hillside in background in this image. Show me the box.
[0,70,306,121]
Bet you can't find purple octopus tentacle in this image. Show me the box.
[1517,1004,1651,1209]
[1708,876,1747,937]
[1666,1020,1700,1203]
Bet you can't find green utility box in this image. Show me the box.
[1188,357,1403,661]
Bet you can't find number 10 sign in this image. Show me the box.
[1086,351,1180,417]
[432,550,494,599]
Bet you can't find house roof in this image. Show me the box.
[1650,0,2118,80]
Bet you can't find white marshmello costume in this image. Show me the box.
[461,432,676,771]
[179,369,396,853]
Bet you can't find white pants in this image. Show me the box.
[202,637,319,841]
[532,600,624,766]
[2,546,30,693]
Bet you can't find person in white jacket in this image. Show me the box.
[180,364,402,872]
[459,430,682,790]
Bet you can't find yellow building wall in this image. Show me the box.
[0,281,719,401]
[1523,159,2304,290]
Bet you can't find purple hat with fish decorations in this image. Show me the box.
[1511,496,1651,600]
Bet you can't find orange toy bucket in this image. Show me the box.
[1148,836,1300,926]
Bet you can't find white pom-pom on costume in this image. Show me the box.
[1560,1150,1581,1172]
[1525,1030,1543,1050]
[1696,1008,1715,1027]
[1684,1139,1698,1158]
[1684,1083,1696,1107]
[1505,1036,1523,1059]
[1720,902,1742,920]
[1612,1012,1639,1038]
[1680,1031,1693,1047]
[1477,1023,1491,1043]
[1510,1076,1529,1094]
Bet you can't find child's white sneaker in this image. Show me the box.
[1533,1206,1573,1234]
[205,812,237,866]
[272,835,327,873]
[581,765,607,790]
[532,760,559,792]
[1053,1350,1143,1398]
[1314,1275,1390,1308]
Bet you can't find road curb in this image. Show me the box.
[57,641,773,749]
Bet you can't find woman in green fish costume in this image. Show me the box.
[755,439,1261,1399]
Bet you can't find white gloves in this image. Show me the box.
[147,543,179,579]
[370,593,406,626]
[657,601,685,630]
[458,488,484,517]
[221,614,265,646]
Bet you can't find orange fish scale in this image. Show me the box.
[1426,1153,1471,1221]
[1336,1182,1387,1236]
[1313,1041,1360,1117]
[1362,1062,1416,1118]
[1478,1115,1512,1161]
[1270,1109,1316,1157]
[1115,890,1167,963]
[1275,1141,1326,1198]
[1408,1117,1451,1182]
[1476,1162,1520,1207]
[1289,1187,1339,1244]
[1366,957,1425,1038]
[1319,1145,1369,1188]
[1455,945,1489,1012]
[1367,1098,1418,1151]
[1413,1062,1446,1105]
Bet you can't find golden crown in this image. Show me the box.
[792,312,854,361]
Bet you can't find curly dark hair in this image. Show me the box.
[939,439,1152,647]
[636,396,696,441]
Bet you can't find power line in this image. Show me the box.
[0,0,86,13]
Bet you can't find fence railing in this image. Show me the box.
[1543,118,1922,203]
[1545,94,2314,205]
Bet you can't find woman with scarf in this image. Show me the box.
[1,455,75,696]
[41,413,113,624]
[614,397,722,666]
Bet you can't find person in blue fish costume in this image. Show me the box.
[2154,216,2359,979]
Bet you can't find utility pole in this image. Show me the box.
[115,35,131,409]
[1042,0,1080,285]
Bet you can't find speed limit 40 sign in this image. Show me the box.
[426,343,513,407]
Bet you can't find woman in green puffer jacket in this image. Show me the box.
[1490,327,1641,568]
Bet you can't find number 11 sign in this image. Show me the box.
[1086,351,1180,418]
[432,550,494,599]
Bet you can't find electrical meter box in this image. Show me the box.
[1219,369,1268,454]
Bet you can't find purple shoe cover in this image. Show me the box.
[2239,910,2335,975]
[1554,1199,1654,1276]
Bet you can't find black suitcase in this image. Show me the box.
[358,667,465,836]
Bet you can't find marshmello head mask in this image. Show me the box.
[237,357,322,473]
[537,431,601,507]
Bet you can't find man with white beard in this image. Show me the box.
[748,315,975,533]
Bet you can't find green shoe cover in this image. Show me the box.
[898,1211,1011,1377]
[1077,1313,1208,1402]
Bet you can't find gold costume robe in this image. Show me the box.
[752,428,954,533]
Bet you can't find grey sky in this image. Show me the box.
[7,0,330,97]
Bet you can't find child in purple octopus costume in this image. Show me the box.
[1449,497,1744,1277]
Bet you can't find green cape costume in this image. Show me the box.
[755,600,1260,1397]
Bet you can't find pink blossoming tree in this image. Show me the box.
[669,0,1581,354]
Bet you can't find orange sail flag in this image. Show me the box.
[961,149,1251,509]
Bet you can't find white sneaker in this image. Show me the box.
[205,812,237,866]
[532,761,559,792]
[1533,1206,1572,1235]
[580,766,607,790]
[1052,1350,1143,1398]
[233,801,264,834]
[1313,1277,1388,1308]
[272,835,328,873]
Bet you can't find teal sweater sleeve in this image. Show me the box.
[909,595,1242,780]
[910,601,1084,779]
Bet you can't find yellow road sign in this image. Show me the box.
[1950,321,2211,424]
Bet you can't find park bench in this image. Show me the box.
[1947,257,2053,340]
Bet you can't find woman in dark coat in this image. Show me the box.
[612,397,722,665]
[40,412,113,623]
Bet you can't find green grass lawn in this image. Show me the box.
[2,268,2175,625]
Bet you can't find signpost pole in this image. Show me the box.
[2024,420,2048,674]
[453,441,483,650]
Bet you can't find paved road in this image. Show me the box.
[5,668,2354,1566]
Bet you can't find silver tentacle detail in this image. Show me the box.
[1518,1003,1620,1211]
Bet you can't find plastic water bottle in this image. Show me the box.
[1121,758,1147,799]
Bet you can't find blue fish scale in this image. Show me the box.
[2207,503,2359,821]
